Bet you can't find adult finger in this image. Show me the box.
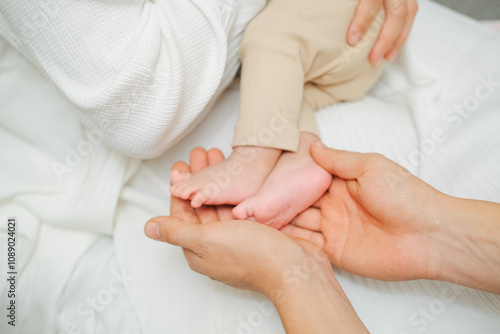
[196,205,235,224]
[194,205,220,224]
[385,0,417,60]
[281,224,325,248]
[145,216,201,249]
[311,197,322,208]
[347,0,383,46]
[310,141,373,179]
[215,205,236,221]
[369,0,408,64]
[170,160,191,185]
[171,160,190,174]
[192,148,230,224]
[170,192,201,224]
[208,148,225,165]
[290,207,322,231]
[190,147,209,173]
[169,161,202,224]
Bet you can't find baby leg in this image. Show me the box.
[170,146,280,208]
[232,132,332,229]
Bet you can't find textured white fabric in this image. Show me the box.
[1,1,500,334]
[0,1,264,333]
[0,0,265,159]
[0,32,138,334]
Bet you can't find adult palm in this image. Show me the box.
[282,142,444,282]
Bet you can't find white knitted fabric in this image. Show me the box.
[0,0,265,158]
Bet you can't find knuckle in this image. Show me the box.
[164,227,176,244]
[376,35,392,48]
[353,13,371,31]
[358,22,371,33]
[367,0,384,7]
[355,20,370,33]
[388,1,409,18]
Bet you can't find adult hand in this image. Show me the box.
[144,147,369,333]
[144,147,332,296]
[347,0,418,64]
[282,141,442,281]
[284,142,500,294]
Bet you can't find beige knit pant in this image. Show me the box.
[233,0,385,151]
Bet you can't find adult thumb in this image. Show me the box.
[310,141,369,179]
[145,216,200,250]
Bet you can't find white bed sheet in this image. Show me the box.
[1,0,499,333]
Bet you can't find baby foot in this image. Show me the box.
[170,146,281,208]
[232,134,332,229]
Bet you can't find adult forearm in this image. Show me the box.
[430,195,500,294]
[270,269,368,333]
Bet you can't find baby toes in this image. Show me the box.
[232,201,253,221]
[234,198,284,229]
[169,183,184,198]
[177,182,201,200]
[190,191,208,208]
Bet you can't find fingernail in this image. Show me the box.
[145,222,160,240]
[373,54,382,65]
[314,141,327,149]
[349,31,361,45]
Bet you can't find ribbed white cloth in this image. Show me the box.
[0,0,265,159]
[0,2,264,333]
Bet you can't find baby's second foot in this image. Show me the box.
[233,134,332,229]
[170,146,281,208]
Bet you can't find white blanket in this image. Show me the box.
[1,1,499,333]
[0,0,264,159]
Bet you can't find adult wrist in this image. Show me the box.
[427,194,500,293]
[266,251,368,333]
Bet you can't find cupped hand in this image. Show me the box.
[347,0,418,64]
[145,147,334,297]
[282,141,444,281]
